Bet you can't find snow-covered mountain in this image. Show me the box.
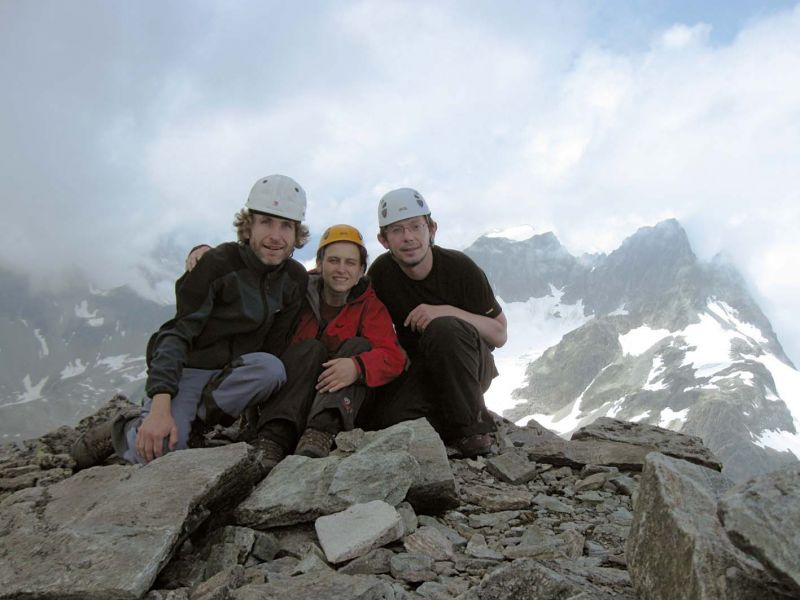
[470,219,800,481]
[0,266,172,440]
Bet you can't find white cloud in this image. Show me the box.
[1,1,799,362]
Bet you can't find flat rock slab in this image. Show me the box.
[235,419,456,529]
[0,443,258,600]
[230,570,388,599]
[719,466,800,595]
[526,437,661,470]
[627,452,779,600]
[572,417,722,471]
[315,500,404,564]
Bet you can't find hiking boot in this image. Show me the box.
[295,428,335,459]
[454,433,494,458]
[252,438,286,474]
[70,419,117,470]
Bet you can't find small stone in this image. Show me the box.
[315,500,404,564]
[190,565,245,600]
[468,510,520,529]
[390,552,436,583]
[485,451,538,485]
[403,525,455,561]
[338,548,394,575]
[460,484,533,511]
[609,475,638,496]
[465,533,505,560]
[532,493,574,514]
[575,472,613,492]
[417,516,468,548]
[333,429,365,453]
[250,531,280,562]
[397,501,418,534]
[290,544,331,575]
[576,491,606,504]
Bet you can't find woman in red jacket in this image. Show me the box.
[263,224,406,460]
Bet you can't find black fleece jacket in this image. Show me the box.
[145,242,308,398]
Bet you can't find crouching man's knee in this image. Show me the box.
[419,316,479,355]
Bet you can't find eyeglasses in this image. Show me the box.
[385,221,428,237]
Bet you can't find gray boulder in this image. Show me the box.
[719,466,800,595]
[235,419,456,528]
[627,452,783,599]
[0,443,260,600]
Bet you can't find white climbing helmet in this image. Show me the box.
[378,187,430,227]
[246,174,307,222]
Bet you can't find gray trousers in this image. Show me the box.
[113,352,286,464]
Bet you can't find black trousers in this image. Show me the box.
[357,316,497,444]
[257,337,371,450]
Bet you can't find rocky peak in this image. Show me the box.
[465,231,582,302]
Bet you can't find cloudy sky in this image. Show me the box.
[2,0,799,362]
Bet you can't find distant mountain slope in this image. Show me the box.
[0,266,172,439]
[467,219,799,481]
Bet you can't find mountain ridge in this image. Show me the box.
[465,218,799,481]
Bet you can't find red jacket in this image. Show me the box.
[291,275,406,387]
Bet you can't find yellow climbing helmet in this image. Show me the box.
[317,224,365,251]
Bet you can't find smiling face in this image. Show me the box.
[318,241,365,298]
[378,215,436,272]
[248,212,297,266]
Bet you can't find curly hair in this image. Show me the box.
[233,209,310,249]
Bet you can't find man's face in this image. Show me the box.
[319,241,364,295]
[249,213,297,266]
[378,216,434,269]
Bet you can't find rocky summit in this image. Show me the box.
[1,398,798,599]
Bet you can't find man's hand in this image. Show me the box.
[186,245,212,272]
[316,358,359,393]
[404,303,450,332]
[136,393,178,463]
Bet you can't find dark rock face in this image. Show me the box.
[2,404,796,599]
[0,267,172,440]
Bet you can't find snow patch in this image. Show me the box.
[485,291,592,415]
[485,225,535,241]
[643,356,667,391]
[89,283,110,296]
[707,299,767,344]
[0,375,49,408]
[608,305,629,316]
[619,326,671,356]
[710,371,755,387]
[679,312,739,378]
[629,411,651,423]
[33,329,49,357]
[61,359,87,379]
[604,397,626,418]
[659,407,689,429]
[519,364,613,435]
[97,354,136,370]
[754,429,800,459]
[74,300,97,319]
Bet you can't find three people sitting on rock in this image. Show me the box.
[72,175,507,470]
